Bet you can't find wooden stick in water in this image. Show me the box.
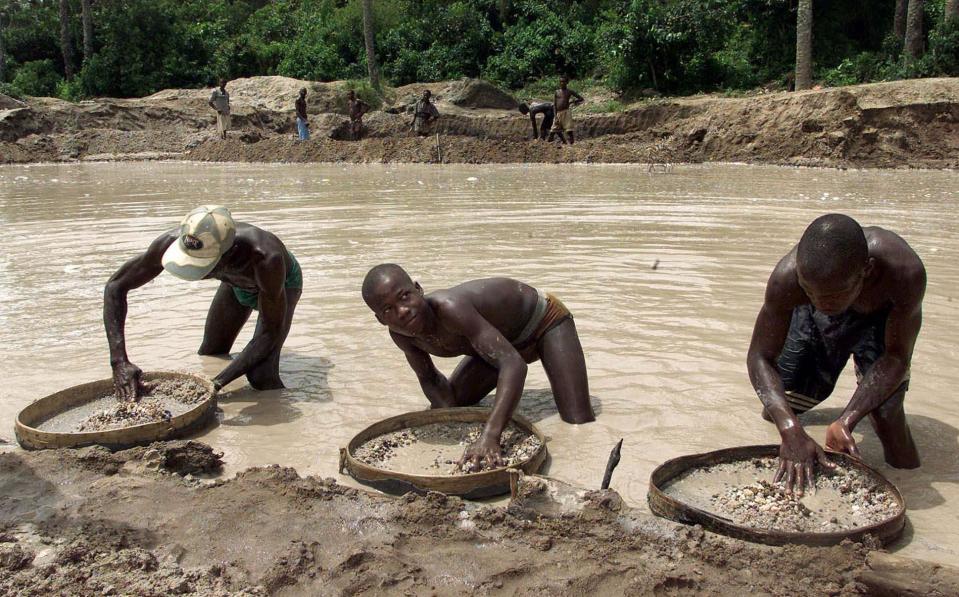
[601,438,624,489]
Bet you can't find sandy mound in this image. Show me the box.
[0,94,26,110]
[1,76,957,168]
[447,78,519,110]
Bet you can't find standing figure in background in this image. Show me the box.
[208,79,231,140]
[348,90,370,141]
[410,89,439,137]
[548,76,584,145]
[295,88,310,141]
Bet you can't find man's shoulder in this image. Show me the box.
[866,227,926,297]
[765,249,804,307]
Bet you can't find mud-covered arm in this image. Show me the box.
[570,89,585,105]
[440,301,527,446]
[747,262,833,494]
[104,232,175,368]
[747,273,802,436]
[839,271,925,431]
[104,232,175,399]
[528,112,538,137]
[391,332,454,408]
[212,252,287,390]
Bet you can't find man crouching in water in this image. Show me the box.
[362,265,595,469]
[104,205,302,398]
[747,213,923,496]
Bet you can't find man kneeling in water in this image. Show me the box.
[362,265,595,469]
[104,205,302,398]
[747,213,923,496]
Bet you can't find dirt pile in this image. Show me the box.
[1,77,957,168]
[446,78,519,110]
[3,441,956,595]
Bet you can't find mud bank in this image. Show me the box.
[1,441,957,596]
[1,76,957,168]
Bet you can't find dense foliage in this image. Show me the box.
[0,0,955,99]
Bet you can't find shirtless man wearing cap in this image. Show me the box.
[104,205,302,398]
[361,265,595,470]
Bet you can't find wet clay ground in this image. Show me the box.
[0,444,877,595]
[0,162,957,567]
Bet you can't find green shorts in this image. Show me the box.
[232,251,302,310]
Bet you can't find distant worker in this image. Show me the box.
[208,79,231,140]
[295,88,310,141]
[548,76,584,145]
[518,101,554,141]
[410,89,439,137]
[347,90,370,141]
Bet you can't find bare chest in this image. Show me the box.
[413,332,475,358]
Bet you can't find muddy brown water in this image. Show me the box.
[0,162,956,564]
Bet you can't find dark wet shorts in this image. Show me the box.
[232,252,302,310]
[777,304,908,414]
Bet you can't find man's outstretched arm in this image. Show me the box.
[439,300,527,467]
[747,269,834,494]
[104,232,175,399]
[828,267,925,454]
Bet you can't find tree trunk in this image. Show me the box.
[59,0,74,78]
[0,11,6,84]
[361,0,379,89]
[946,0,958,22]
[904,0,925,61]
[795,0,813,91]
[81,0,93,63]
[894,0,908,40]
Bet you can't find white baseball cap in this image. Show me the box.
[162,205,237,280]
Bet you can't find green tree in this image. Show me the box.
[59,0,73,77]
[81,0,92,63]
[904,0,925,60]
[795,0,813,89]
[362,0,379,88]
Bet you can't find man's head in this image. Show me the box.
[362,264,431,336]
[559,76,568,89]
[422,89,432,101]
[218,78,227,90]
[348,90,356,100]
[162,205,236,281]
[300,88,307,98]
[518,102,530,115]
[796,214,873,315]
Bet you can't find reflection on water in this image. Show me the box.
[0,162,957,564]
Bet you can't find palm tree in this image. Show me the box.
[59,0,74,78]
[894,0,908,40]
[904,0,925,61]
[81,0,93,63]
[361,0,379,89]
[795,0,813,90]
